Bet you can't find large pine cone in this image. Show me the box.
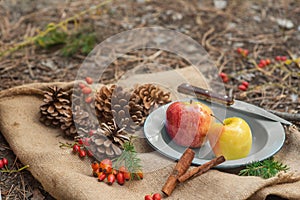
[95,85,144,133]
[131,84,171,117]
[40,86,71,127]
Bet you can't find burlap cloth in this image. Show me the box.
[0,68,300,200]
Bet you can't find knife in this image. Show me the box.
[177,83,292,125]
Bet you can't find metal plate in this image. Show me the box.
[143,99,285,169]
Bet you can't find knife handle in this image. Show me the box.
[177,83,234,106]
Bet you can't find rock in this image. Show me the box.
[213,0,227,9]
[253,16,261,22]
[276,18,294,29]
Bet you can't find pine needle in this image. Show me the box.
[238,157,289,179]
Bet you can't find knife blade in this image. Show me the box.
[177,83,292,125]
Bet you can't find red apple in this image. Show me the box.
[166,100,213,148]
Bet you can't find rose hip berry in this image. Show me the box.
[100,159,112,174]
[280,56,287,61]
[136,171,144,179]
[87,150,93,157]
[236,47,243,54]
[78,83,86,89]
[107,174,116,185]
[82,87,92,94]
[124,171,131,181]
[85,96,93,103]
[117,172,125,185]
[144,194,153,200]
[241,81,249,88]
[0,159,3,169]
[152,193,162,200]
[83,138,90,146]
[88,130,95,136]
[275,56,281,61]
[72,144,80,153]
[92,161,99,171]
[242,49,249,57]
[119,166,126,174]
[100,159,112,167]
[78,138,83,145]
[98,172,106,182]
[238,84,247,91]
[85,77,93,84]
[2,158,8,166]
[219,72,229,83]
[79,149,87,158]
[260,59,267,66]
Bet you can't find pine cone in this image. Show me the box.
[40,86,71,127]
[59,107,77,137]
[89,120,130,159]
[111,86,144,133]
[59,105,95,137]
[131,84,171,118]
[95,85,144,133]
[94,85,116,123]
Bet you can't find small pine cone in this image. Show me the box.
[89,121,129,159]
[59,107,77,137]
[40,86,71,127]
[132,84,171,117]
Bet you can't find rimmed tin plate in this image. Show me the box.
[144,99,285,169]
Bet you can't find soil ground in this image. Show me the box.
[0,0,299,199]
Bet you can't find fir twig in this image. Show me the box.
[113,139,142,179]
[238,157,289,179]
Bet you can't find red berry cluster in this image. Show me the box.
[258,58,271,68]
[219,72,229,83]
[238,81,249,91]
[72,136,94,158]
[92,159,143,186]
[0,157,8,169]
[275,55,287,62]
[79,77,94,103]
[144,193,162,200]
[236,47,249,57]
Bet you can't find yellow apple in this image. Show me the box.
[208,117,252,160]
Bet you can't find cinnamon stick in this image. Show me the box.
[162,148,195,196]
[178,155,225,183]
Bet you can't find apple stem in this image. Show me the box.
[210,114,225,125]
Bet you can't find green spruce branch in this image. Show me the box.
[239,157,289,179]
